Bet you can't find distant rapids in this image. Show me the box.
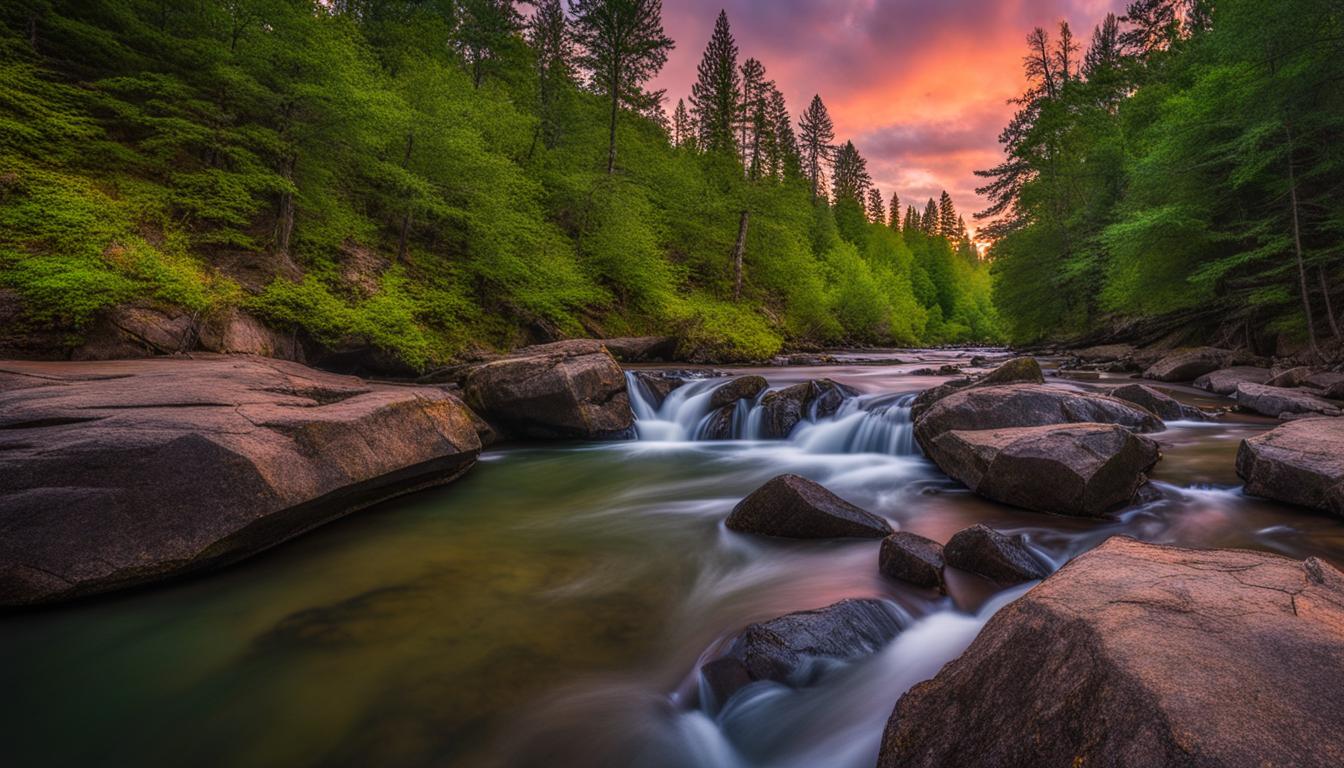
[625,373,918,456]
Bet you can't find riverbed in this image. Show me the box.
[4,351,1342,768]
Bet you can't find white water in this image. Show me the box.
[626,373,918,456]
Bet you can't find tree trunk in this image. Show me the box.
[276,154,296,256]
[732,210,749,301]
[1285,123,1321,359]
[28,12,38,49]
[397,130,415,263]
[606,91,619,174]
[1320,267,1341,340]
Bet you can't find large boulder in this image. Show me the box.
[1237,417,1344,516]
[914,384,1164,451]
[461,340,634,439]
[757,379,858,438]
[0,357,482,606]
[1143,346,1237,382]
[1235,382,1343,419]
[877,537,1344,768]
[1194,366,1272,395]
[725,474,893,539]
[707,375,768,410]
[1110,383,1206,422]
[911,358,1042,420]
[879,532,946,592]
[601,336,679,363]
[944,524,1049,584]
[699,599,904,708]
[1306,371,1344,399]
[928,424,1161,517]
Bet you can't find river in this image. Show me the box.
[3,350,1342,768]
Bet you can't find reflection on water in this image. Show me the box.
[2,350,1342,768]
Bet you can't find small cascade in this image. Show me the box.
[625,373,919,456]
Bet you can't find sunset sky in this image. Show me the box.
[651,0,1128,238]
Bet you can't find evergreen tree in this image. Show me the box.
[571,0,675,174]
[766,87,800,179]
[529,0,572,150]
[1083,13,1123,81]
[690,10,740,157]
[797,94,835,202]
[671,97,691,148]
[831,141,871,204]
[937,191,958,237]
[866,188,886,225]
[739,57,768,172]
[922,198,938,234]
[903,205,920,233]
[888,192,901,229]
[457,0,523,88]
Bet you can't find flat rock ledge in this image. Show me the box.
[878,537,1344,768]
[1237,417,1344,516]
[0,356,482,607]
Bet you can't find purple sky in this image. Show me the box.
[651,0,1128,239]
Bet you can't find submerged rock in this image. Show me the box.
[757,379,858,438]
[877,537,1344,768]
[461,340,634,440]
[1235,382,1343,419]
[943,524,1049,584]
[929,424,1161,517]
[1110,383,1206,422]
[1143,347,1237,382]
[1194,366,1272,395]
[1237,417,1344,516]
[0,357,482,606]
[879,532,946,592]
[699,598,904,708]
[725,474,893,539]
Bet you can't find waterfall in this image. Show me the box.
[625,373,918,456]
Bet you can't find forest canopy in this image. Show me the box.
[0,0,998,367]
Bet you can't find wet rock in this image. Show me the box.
[914,384,1164,451]
[909,379,972,421]
[877,537,1344,768]
[602,336,679,363]
[1266,366,1313,389]
[627,370,687,408]
[943,524,1049,584]
[1237,417,1344,516]
[1194,366,1272,395]
[910,364,964,376]
[697,404,737,441]
[707,375,768,410]
[977,357,1044,387]
[0,357,482,606]
[1143,346,1236,382]
[725,474,893,539]
[700,598,904,708]
[461,340,634,440]
[930,424,1161,517]
[1235,382,1342,419]
[757,379,858,438]
[1110,383,1206,422]
[879,532,946,592]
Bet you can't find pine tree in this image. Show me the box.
[1055,20,1078,85]
[888,192,901,229]
[529,0,572,151]
[690,10,740,157]
[1083,13,1123,81]
[766,86,800,179]
[457,0,523,88]
[571,0,675,174]
[866,188,886,225]
[797,94,834,202]
[903,205,919,233]
[1119,0,1182,58]
[739,57,767,172]
[671,97,691,148]
[938,191,958,237]
[831,141,872,204]
[922,198,938,234]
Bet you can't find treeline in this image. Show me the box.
[0,1,998,367]
[981,0,1344,356]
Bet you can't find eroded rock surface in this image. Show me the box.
[1195,366,1272,395]
[1110,383,1206,422]
[1237,417,1344,516]
[1236,382,1343,419]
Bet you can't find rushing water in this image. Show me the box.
[4,350,1344,768]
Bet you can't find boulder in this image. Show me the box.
[197,309,305,362]
[1143,346,1236,382]
[699,599,904,708]
[943,524,1049,584]
[1306,371,1344,399]
[977,356,1044,387]
[1266,366,1313,389]
[0,357,482,606]
[1194,366,1272,395]
[757,379,858,438]
[725,474,893,539]
[1110,383,1206,422]
[707,375,768,410]
[928,424,1161,517]
[72,304,196,360]
[697,404,738,441]
[461,340,634,440]
[1072,344,1135,364]
[1237,417,1344,516]
[1235,382,1342,419]
[877,537,1344,768]
[914,384,1164,451]
[601,336,679,363]
[627,370,687,409]
[879,532,946,592]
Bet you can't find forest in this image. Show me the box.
[0,0,995,368]
[982,0,1344,356]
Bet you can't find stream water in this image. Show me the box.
[4,351,1344,768]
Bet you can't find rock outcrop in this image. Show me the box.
[943,524,1050,584]
[1143,347,1237,382]
[707,375,768,410]
[1235,382,1343,419]
[879,532,946,592]
[601,336,679,363]
[1110,383,1206,421]
[1237,417,1344,516]
[910,358,1042,420]
[757,379,858,438]
[0,357,482,606]
[914,384,1164,450]
[725,474,893,539]
[928,424,1161,517]
[877,537,1344,768]
[1194,366,1272,395]
[461,340,634,439]
[699,599,904,709]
